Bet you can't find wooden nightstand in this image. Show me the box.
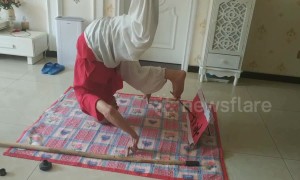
[0,30,48,64]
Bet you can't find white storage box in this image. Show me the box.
[56,16,85,67]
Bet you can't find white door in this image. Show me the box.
[121,0,194,65]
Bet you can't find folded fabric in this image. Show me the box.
[41,62,54,74]
[48,63,65,75]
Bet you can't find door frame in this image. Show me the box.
[115,0,198,71]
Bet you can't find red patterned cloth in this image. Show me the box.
[4,88,228,180]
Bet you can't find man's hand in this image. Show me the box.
[128,135,139,154]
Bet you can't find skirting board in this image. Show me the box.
[46,51,57,58]
[188,66,300,84]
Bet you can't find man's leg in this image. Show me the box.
[96,99,139,152]
[118,61,186,99]
[165,68,186,100]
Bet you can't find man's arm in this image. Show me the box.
[96,99,139,152]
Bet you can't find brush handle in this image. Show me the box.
[0,142,200,167]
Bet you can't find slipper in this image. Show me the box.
[48,63,65,75]
[41,62,54,74]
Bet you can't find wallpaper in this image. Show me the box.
[190,0,300,77]
[242,0,300,77]
[189,0,300,78]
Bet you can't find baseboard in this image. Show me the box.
[188,66,199,73]
[241,71,300,84]
[187,65,300,84]
[46,51,57,58]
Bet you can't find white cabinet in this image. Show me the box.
[0,30,48,64]
[199,0,256,86]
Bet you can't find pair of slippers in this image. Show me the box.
[41,62,65,75]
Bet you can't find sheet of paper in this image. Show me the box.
[187,89,213,146]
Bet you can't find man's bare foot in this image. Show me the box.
[165,69,186,100]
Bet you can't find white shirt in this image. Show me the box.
[84,0,159,68]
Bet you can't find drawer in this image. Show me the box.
[207,53,240,69]
[0,36,34,56]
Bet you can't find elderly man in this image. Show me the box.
[74,0,186,152]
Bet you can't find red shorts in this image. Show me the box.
[73,33,123,121]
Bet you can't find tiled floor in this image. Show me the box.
[0,55,299,180]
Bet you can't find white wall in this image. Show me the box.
[0,0,48,32]
[0,0,104,51]
[63,0,93,21]
[52,0,104,51]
